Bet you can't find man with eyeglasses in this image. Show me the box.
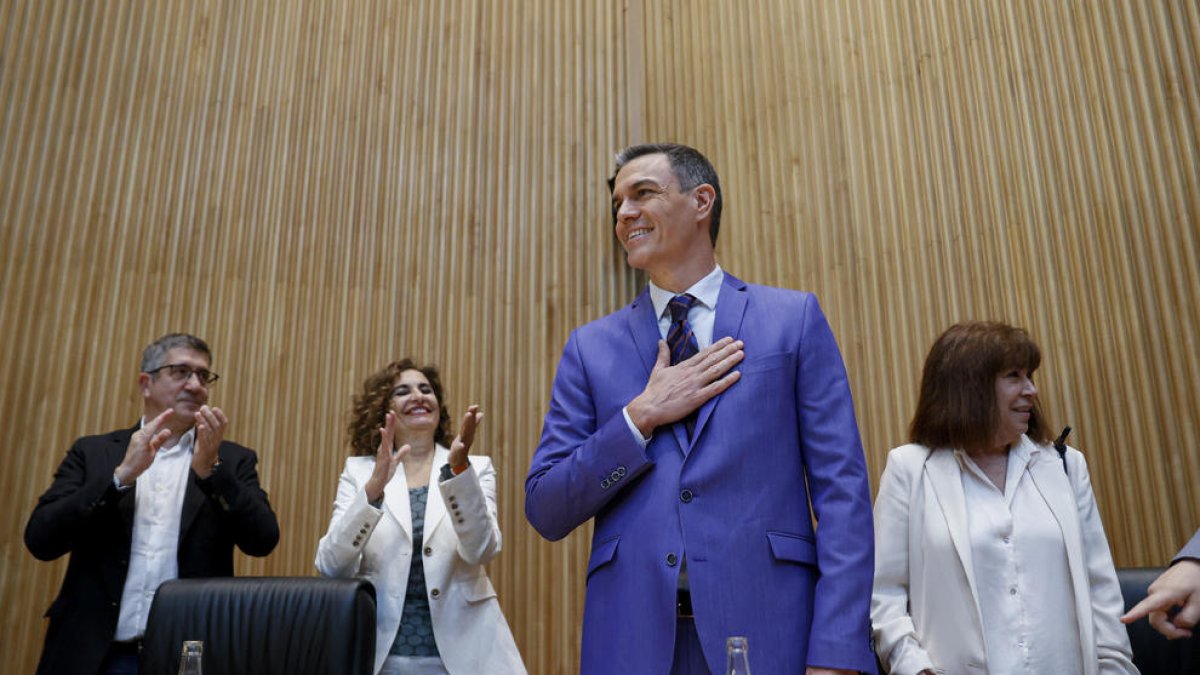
[24,333,280,675]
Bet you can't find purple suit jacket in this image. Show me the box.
[1177,530,1200,562]
[526,273,877,674]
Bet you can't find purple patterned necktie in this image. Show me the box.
[666,293,700,437]
[666,294,699,365]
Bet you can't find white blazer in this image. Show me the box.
[871,436,1136,675]
[315,447,526,675]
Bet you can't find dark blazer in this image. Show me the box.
[24,424,280,675]
[526,273,877,674]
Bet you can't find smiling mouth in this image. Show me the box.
[404,405,432,415]
[626,228,651,242]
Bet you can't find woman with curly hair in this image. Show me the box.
[316,359,525,675]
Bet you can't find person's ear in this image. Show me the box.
[137,372,151,398]
[693,184,716,221]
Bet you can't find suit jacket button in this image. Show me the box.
[679,489,693,503]
[666,553,678,566]
[430,588,440,598]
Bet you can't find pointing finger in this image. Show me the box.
[147,409,174,432]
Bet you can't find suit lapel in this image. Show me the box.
[115,426,138,532]
[628,287,661,377]
[178,445,208,542]
[1027,440,1079,557]
[627,288,692,453]
[627,275,748,455]
[924,450,982,607]
[422,448,451,542]
[1026,438,1093,652]
[688,274,748,450]
[384,463,414,542]
[179,476,205,539]
[711,273,749,339]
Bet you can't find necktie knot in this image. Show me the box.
[665,294,700,369]
[667,294,697,324]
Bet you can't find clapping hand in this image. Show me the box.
[114,409,174,487]
[447,405,483,473]
[365,412,410,503]
[191,405,228,478]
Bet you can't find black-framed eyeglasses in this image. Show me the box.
[145,363,220,386]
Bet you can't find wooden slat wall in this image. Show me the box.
[634,0,1199,568]
[1,1,1196,672]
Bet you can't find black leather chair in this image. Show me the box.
[141,577,376,675]
[1118,567,1199,675]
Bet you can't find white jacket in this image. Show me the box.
[871,436,1137,675]
[315,448,526,675]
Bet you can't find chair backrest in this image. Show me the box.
[141,577,376,675]
[1117,567,1199,675]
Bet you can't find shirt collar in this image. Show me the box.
[649,264,724,320]
[952,434,1040,466]
[1010,435,1038,463]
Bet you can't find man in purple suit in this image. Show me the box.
[526,143,876,674]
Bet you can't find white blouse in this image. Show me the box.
[957,443,1084,675]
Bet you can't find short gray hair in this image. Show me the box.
[140,333,212,372]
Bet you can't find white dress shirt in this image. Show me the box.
[957,443,1085,674]
[114,424,194,640]
[623,264,724,444]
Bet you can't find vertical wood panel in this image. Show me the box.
[2,1,1196,672]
